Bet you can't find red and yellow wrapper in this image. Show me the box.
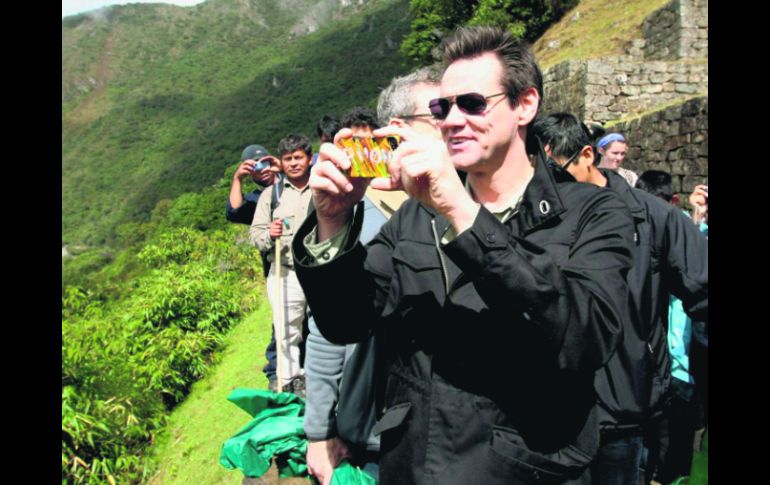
[337,136,399,178]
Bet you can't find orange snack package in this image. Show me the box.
[337,136,400,178]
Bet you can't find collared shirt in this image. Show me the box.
[304,173,533,264]
[250,177,312,269]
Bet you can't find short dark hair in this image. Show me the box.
[441,26,543,108]
[316,115,342,141]
[277,133,312,157]
[531,112,592,161]
[587,123,606,166]
[342,106,380,130]
[636,170,675,201]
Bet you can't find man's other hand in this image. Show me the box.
[268,219,284,239]
[306,438,351,485]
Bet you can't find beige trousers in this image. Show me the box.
[266,264,306,383]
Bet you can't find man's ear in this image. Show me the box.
[579,145,594,166]
[389,118,406,128]
[516,87,540,126]
[670,194,681,206]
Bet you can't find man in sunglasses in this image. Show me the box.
[292,26,636,484]
[531,113,708,485]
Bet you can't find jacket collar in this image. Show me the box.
[601,168,646,220]
[515,148,569,234]
[420,142,568,235]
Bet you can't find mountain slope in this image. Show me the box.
[62,0,415,246]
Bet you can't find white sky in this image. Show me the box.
[63,0,207,18]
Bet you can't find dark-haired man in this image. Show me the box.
[292,26,635,484]
[250,133,314,394]
[531,113,708,485]
[313,116,343,166]
[341,106,380,132]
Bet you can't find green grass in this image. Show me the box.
[147,294,274,485]
[533,0,671,69]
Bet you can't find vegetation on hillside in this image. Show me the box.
[400,0,578,63]
[532,0,671,69]
[62,0,415,247]
[61,170,269,483]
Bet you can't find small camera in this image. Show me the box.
[337,136,400,178]
[252,160,270,171]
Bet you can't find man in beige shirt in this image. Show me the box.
[250,133,314,392]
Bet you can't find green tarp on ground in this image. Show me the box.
[219,388,375,484]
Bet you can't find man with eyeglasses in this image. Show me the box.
[303,71,443,485]
[531,112,708,485]
[291,26,636,484]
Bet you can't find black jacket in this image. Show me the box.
[593,170,708,431]
[293,156,635,484]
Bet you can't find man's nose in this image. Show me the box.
[441,104,467,129]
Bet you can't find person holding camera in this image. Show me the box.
[303,69,443,485]
[292,26,636,484]
[227,144,280,227]
[250,134,314,395]
[225,144,281,390]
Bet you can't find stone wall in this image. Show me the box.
[679,0,708,59]
[584,57,707,124]
[543,57,707,125]
[541,60,587,120]
[541,0,708,203]
[644,0,708,60]
[608,96,708,199]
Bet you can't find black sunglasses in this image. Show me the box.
[428,92,507,120]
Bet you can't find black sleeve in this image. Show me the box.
[292,202,398,344]
[441,189,634,373]
[661,205,708,324]
[226,194,258,225]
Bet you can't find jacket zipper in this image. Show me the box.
[430,219,449,294]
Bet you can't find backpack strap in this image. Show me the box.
[270,173,286,220]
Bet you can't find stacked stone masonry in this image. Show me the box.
[604,96,708,203]
[541,0,707,203]
[543,57,707,124]
[644,0,708,61]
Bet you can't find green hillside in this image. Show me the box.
[62,0,416,246]
[532,0,670,68]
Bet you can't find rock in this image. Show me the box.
[675,84,698,94]
[621,85,640,96]
[643,84,663,94]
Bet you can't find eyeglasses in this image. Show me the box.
[561,149,581,170]
[400,113,434,120]
[428,92,507,120]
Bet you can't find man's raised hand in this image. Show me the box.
[311,128,371,241]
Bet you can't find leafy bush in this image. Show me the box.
[62,223,263,483]
[401,0,578,63]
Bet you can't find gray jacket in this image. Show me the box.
[303,196,388,451]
